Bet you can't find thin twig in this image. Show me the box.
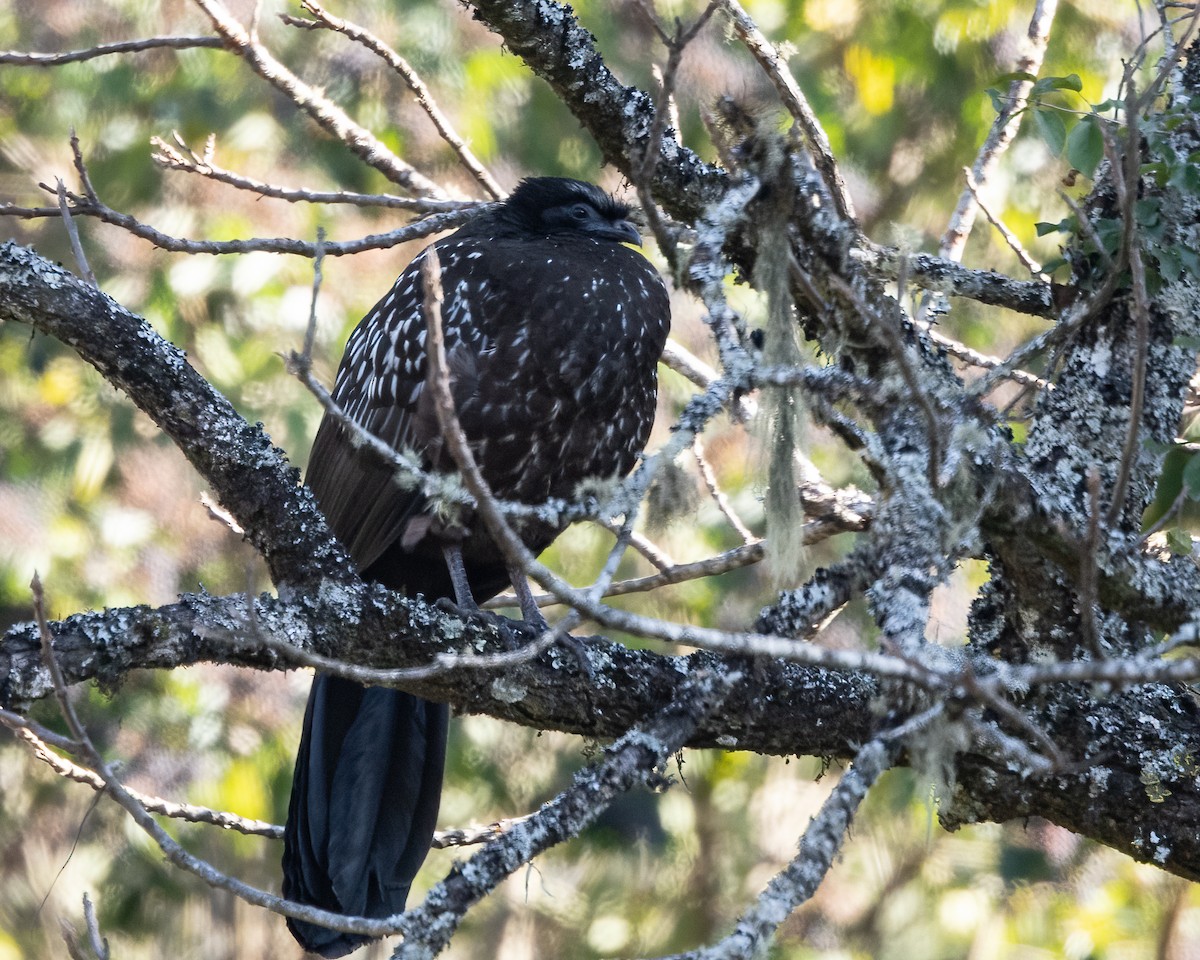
[81,894,109,960]
[661,339,757,421]
[963,168,1048,280]
[494,541,764,610]
[1059,188,1115,272]
[3,703,525,848]
[0,36,223,65]
[302,227,326,364]
[151,134,474,211]
[921,324,1051,391]
[694,436,755,542]
[191,0,445,197]
[1105,76,1150,528]
[60,892,111,960]
[55,177,96,287]
[285,0,503,199]
[4,718,285,838]
[629,1,718,268]
[430,813,536,849]
[6,186,474,257]
[598,519,676,570]
[939,0,1060,261]
[633,0,719,189]
[717,0,856,222]
[488,489,872,611]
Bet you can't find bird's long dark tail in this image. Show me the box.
[283,674,448,958]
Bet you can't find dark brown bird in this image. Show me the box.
[283,177,671,956]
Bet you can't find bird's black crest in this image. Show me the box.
[503,176,630,226]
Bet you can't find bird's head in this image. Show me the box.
[501,177,642,246]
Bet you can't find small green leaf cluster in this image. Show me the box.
[988,72,1105,177]
[1027,91,1200,289]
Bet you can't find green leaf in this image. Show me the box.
[1167,527,1194,555]
[1035,108,1067,156]
[1136,197,1162,225]
[1143,447,1189,530]
[1035,219,1070,236]
[1183,453,1200,498]
[1032,73,1083,95]
[1169,161,1200,196]
[993,71,1038,86]
[1155,247,1183,283]
[1142,160,1169,187]
[1067,116,1104,177]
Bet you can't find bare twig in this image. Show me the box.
[60,892,110,960]
[55,176,96,287]
[661,339,757,421]
[920,323,1051,391]
[939,0,1060,260]
[964,168,1048,279]
[285,0,503,199]
[191,0,445,197]
[1105,77,1150,528]
[5,699,525,849]
[694,435,756,542]
[430,813,536,849]
[629,1,719,267]
[5,184,474,257]
[151,134,475,211]
[1059,188,1115,272]
[599,520,676,570]
[0,36,223,65]
[498,541,762,610]
[3,717,285,838]
[302,227,326,364]
[633,0,719,189]
[717,0,856,222]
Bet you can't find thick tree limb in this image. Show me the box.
[0,587,875,758]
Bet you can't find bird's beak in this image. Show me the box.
[613,219,642,247]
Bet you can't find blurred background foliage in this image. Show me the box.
[1,0,1197,957]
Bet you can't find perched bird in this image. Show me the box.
[283,177,671,957]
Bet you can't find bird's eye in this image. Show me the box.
[570,203,591,220]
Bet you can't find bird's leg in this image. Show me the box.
[439,545,538,647]
[441,543,479,610]
[507,564,549,631]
